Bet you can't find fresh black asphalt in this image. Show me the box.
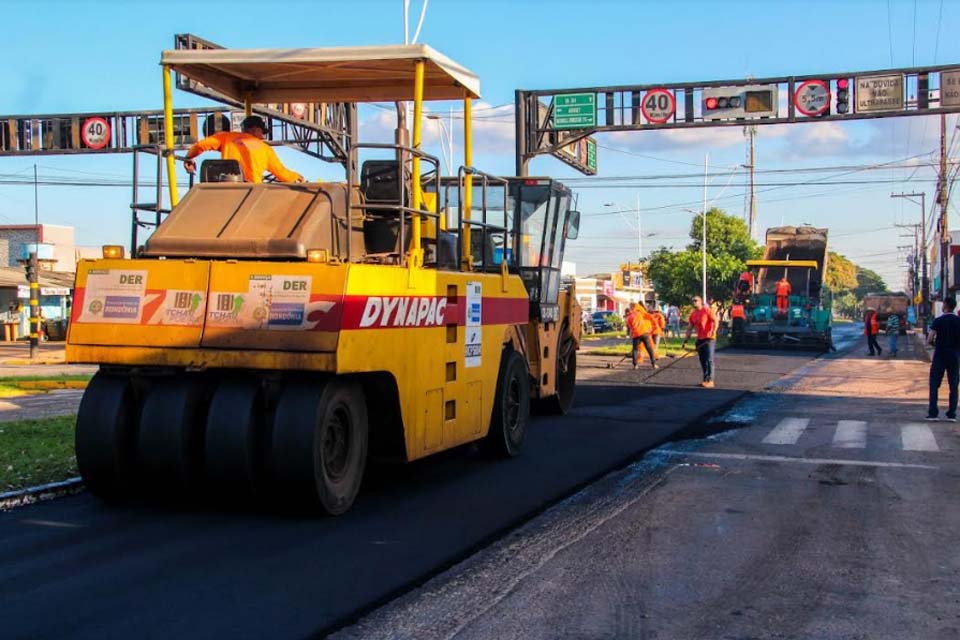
[0,349,818,639]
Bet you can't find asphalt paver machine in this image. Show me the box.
[67,41,582,514]
[729,226,832,350]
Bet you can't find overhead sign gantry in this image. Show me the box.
[516,63,960,176]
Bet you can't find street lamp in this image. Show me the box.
[683,207,708,302]
[604,194,642,264]
[425,109,454,176]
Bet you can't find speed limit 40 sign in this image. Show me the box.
[81,117,111,149]
[641,89,676,124]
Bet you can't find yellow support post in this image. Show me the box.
[408,60,425,269]
[462,96,473,271]
[244,95,253,117]
[162,65,179,207]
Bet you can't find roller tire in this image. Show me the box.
[75,372,139,501]
[537,335,577,416]
[271,380,368,516]
[204,377,268,498]
[136,377,210,496]
[483,350,530,457]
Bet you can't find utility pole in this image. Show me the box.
[743,125,757,240]
[939,113,950,300]
[702,154,708,303]
[892,192,927,332]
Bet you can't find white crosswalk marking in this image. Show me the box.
[762,417,810,445]
[901,424,940,452]
[833,420,867,449]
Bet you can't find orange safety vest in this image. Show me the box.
[776,280,792,297]
[731,304,746,320]
[651,311,666,336]
[628,309,653,337]
[187,132,304,183]
[864,311,879,336]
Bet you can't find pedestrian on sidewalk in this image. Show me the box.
[683,295,717,388]
[864,307,882,356]
[627,302,658,370]
[927,296,960,421]
[886,312,901,357]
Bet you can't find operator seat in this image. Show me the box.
[361,160,408,256]
[200,159,244,183]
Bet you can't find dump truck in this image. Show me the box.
[863,292,909,333]
[730,226,832,350]
[67,39,582,515]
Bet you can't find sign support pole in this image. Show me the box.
[28,251,38,360]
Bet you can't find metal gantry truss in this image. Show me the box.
[516,64,960,175]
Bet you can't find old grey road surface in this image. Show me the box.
[337,329,960,640]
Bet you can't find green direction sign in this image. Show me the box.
[586,138,597,171]
[554,93,596,128]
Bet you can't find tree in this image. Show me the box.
[647,207,762,309]
[853,266,888,299]
[826,252,858,292]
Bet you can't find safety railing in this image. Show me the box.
[130,145,171,255]
[347,142,441,264]
[456,167,510,273]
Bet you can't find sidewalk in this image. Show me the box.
[0,342,96,377]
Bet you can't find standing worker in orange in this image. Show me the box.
[627,302,659,370]
[864,306,882,356]
[682,295,718,388]
[182,115,304,183]
[775,274,792,316]
[650,305,667,354]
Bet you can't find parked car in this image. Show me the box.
[591,310,620,333]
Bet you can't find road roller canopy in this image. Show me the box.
[160,44,481,103]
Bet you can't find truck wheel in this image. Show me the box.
[75,372,139,501]
[537,334,576,416]
[205,377,269,498]
[484,350,530,457]
[136,377,210,496]
[272,380,368,515]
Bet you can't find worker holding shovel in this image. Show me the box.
[682,295,718,388]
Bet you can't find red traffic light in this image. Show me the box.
[837,78,849,90]
[705,97,719,110]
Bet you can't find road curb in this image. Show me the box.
[0,477,83,511]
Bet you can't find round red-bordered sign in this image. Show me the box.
[81,117,111,149]
[641,89,676,124]
[794,79,831,117]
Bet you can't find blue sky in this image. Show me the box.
[2,0,958,287]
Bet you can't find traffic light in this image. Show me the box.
[24,262,35,282]
[702,85,777,120]
[835,78,850,114]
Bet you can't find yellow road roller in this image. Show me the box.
[67,40,582,514]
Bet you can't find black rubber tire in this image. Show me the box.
[731,317,745,344]
[271,380,368,516]
[204,377,268,498]
[537,335,577,416]
[75,372,139,501]
[136,377,210,496]
[483,350,530,457]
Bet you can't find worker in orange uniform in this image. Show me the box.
[627,302,659,370]
[864,306,882,356]
[682,295,718,388]
[650,305,667,354]
[182,115,304,184]
[775,275,792,316]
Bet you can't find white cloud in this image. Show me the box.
[358,102,515,157]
